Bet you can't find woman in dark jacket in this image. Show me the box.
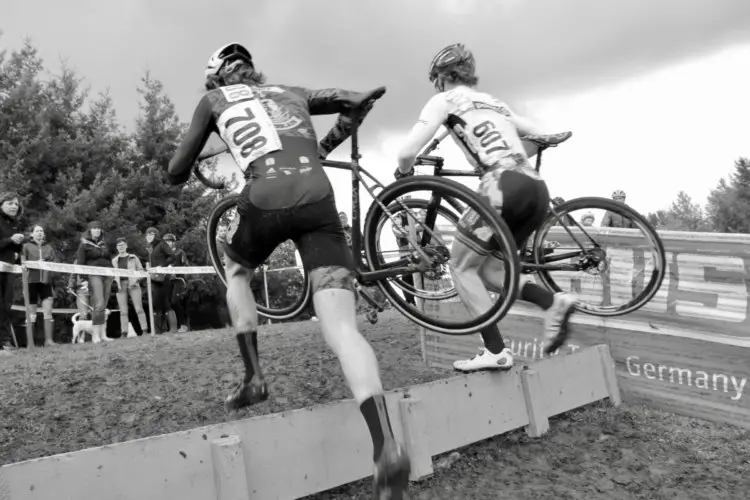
[0,191,25,352]
[145,227,176,333]
[76,220,114,343]
[21,224,60,346]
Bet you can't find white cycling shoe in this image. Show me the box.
[453,347,514,372]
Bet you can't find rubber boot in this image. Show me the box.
[27,320,37,349]
[92,324,102,344]
[167,311,178,333]
[44,318,56,346]
[153,313,164,334]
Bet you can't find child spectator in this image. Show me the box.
[112,237,150,336]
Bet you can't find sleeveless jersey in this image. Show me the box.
[427,86,539,180]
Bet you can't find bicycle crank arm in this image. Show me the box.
[358,266,420,284]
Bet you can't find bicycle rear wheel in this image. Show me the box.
[531,196,666,317]
[206,195,312,321]
[372,198,461,302]
[363,175,520,335]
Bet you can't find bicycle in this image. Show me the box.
[197,87,522,335]
[396,128,668,317]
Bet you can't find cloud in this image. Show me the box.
[2,0,749,132]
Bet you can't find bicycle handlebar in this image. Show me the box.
[193,161,226,190]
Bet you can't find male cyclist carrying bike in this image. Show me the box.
[167,43,410,499]
[396,43,578,372]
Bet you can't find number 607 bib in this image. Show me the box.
[217,85,283,173]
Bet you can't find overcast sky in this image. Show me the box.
[3,0,750,218]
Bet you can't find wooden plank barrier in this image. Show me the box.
[0,345,618,500]
[421,227,750,429]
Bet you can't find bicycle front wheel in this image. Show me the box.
[363,175,520,335]
[206,195,312,321]
[531,196,666,317]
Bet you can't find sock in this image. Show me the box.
[235,331,259,383]
[521,283,554,310]
[479,323,506,354]
[359,394,395,461]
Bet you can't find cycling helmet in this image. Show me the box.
[205,43,253,78]
[582,211,595,220]
[612,189,626,199]
[428,43,475,84]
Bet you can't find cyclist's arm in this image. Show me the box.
[197,135,229,161]
[303,88,376,158]
[167,95,218,185]
[396,94,450,174]
[600,212,612,227]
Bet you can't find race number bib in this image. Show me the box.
[217,85,282,173]
[460,108,522,168]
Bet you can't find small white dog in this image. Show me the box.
[71,309,112,344]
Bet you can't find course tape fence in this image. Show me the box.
[0,260,302,346]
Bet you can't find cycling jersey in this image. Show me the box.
[168,84,365,210]
[415,85,539,179]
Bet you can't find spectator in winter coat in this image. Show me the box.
[145,227,176,333]
[0,191,25,353]
[112,237,149,337]
[75,220,114,343]
[164,233,189,333]
[21,224,59,346]
[215,224,228,266]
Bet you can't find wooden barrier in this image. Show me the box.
[421,227,750,429]
[0,345,618,500]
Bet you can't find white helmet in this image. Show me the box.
[205,43,253,78]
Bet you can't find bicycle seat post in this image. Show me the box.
[535,148,544,172]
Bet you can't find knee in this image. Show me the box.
[310,266,355,294]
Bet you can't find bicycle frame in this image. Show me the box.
[320,116,431,287]
[413,129,605,274]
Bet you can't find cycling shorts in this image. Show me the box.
[225,192,354,273]
[457,168,550,256]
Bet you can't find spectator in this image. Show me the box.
[216,223,228,265]
[581,211,595,227]
[164,233,189,333]
[76,220,114,343]
[145,227,176,333]
[112,237,150,337]
[601,190,636,228]
[0,191,25,353]
[390,201,426,306]
[21,224,59,346]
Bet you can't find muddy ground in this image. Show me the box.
[1,311,748,499]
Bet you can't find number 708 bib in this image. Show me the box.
[217,85,283,173]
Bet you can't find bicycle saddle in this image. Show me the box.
[522,131,573,148]
[345,86,387,111]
